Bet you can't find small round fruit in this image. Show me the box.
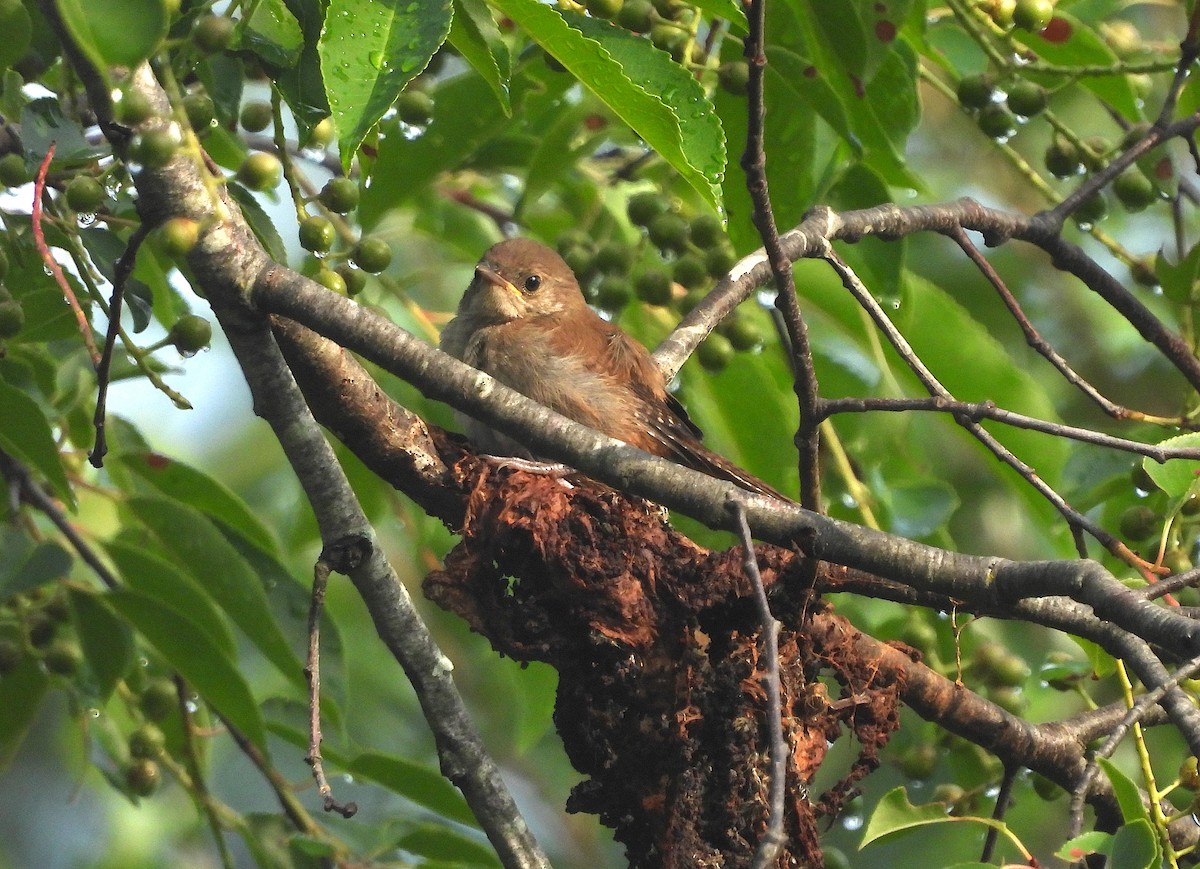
[673,254,707,289]
[634,267,673,305]
[140,679,177,722]
[116,88,156,125]
[650,23,687,59]
[722,313,763,351]
[0,637,22,675]
[24,611,54,648]
[898,743,938,780]
[697,332,733,372]
[318,177,359,213]
[169,314,212,354]
[1118,504,1157,540]
[594,275,633,309]
[705,245,737,278]
[617,0,653,31]
[0,153,28,187]
[1006,80,1047,117]
[182,92,215,132]
[561,246,593,278]
[235,152,282,191]
[1081,136,1111,171]
[308,117,336,149]
[193,14,234,54]
[956,73,995,110]
[125,758,161,796]
[129,723,167,759]
[689,213,723,247]
[0,300,25,338]
[239,100,274,133]
[314,268,347,294]
[65,176,104,212]
[717,61,750,96]
[395,90,434,125]
[1012,0,1053,32]
[586,0,623,19]
[298,215,336,253]
[336,264,368,296]
[989,653,1032,688]
[1114,170,1156,212]
[1044,136,1081,178]
[1130,463,1158,492]
[977,103,1016,139]
[351,237,392,273]
[593,241,633,275]
[987,0,1016,28]
[627,191,666,227]
[1074,192,1108,225]
[988,685,1027,714]
[647,212,689,252]
[158,217,200,259]
[43,638,83,677]
[132,128,179,169]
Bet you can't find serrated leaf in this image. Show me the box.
[449,0,511,115]
[1057,830,1113,861]
[319,0,452,167]
[0,376,73,507]
[127,497,304,692]
[55,0,167,71]
[113,451,278,554]
[491,0,724,213]
[1111,818,1162,869]
[859,786,953,848]
[235,0,303,68]
[1141,433,1200,500]
[70,587,134,701]
[104,589,268,751]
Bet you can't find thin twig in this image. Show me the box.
[175,674,237,869]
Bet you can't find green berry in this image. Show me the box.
[169,314,212,354]
[1119,504,1157,540]
[43,638,83,677]
[898,743,938,780]
[1130,463,1159,492]
[1074,192,1108,225]
[1081,136,1111,171]
[617,0,653,31]
[0,637,22,675]
[977,103,1016,139]
[336,264,368,296]
[673,254,707,289]
[989,653,1031,688]
[721,313,763,350]
[116,88,156,125]
[956,74,995,110]
[705,245,736,278]
[129,723,167,759]
[133,128,179,169]
[689,213,723,247]
[125,758,161,796]
[239,100,274,133]
[0,153,28,187]
[182,92,215,132]
[140,679,177,722]
[0,300,24,338]
[298,215,336,253]
[650,23,687,60]
[66,176,105,212]
[586,0,623,18]
[193,14,234,54]
[1006,80,1047,117]
[627,191,666,227]
[987,0,1016,28]
[25,610,54,649]
[561,246,593,278]
[1114,170,1156,212]
[717,61,750,96]
[1012,0,1053,32]
[314,268,347,294]
[1044,136,1081,178]
[318,177,359,213]
[235,152,282,191]
[593,240,633,275]
[157,217,200,259]
[634,267,673,305]
[395,90,434,125]
[594,275,633,309]
[351,237,392,273]
[647,212,689,252]
[988,685,1027,714]
[308,117,336,149]
[697,332,733,372]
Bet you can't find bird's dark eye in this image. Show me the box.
[523,274,542,293]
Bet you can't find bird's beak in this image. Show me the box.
[474,264,522,300]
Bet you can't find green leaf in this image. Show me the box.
[0,655,49,772]
[884,480,960,538]
[105,589,268,751]
[1057,830,1113,861]
[448,0,511,115]
[318,0,452,167]
[227,181,288,262]
[20,97,109,166]
[70,587,134,701]
[126,496,305,692]
[113,451,278,555]
[104,539,237,657]
[0,375,73,507]
[1110,818,1162,869]
[0,0,32,72]
[692,0,746,33]
[491,0,725,213]
[0,527,71,599]
[859,786,952,848]
[394,822,501,866]
[234,0,303,68]
[1156,243,1200,306]
[1098,757,1151,825]
[1141,433,1200,501]
[80,227,153,333]
[55,0,167,71]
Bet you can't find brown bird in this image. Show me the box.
[440,237,785,500]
